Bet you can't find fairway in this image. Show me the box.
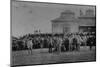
[12,46,96,66]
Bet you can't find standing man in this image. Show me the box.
[63,37,69,51]
[72,35,78,51]
[27,38,33,54]
[87,36,94,50]
[53,37,58,52]
[75,35,81,51]
[48,38,53,53]
[57,37,63,53]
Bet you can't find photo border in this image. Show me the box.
[10,0,96,67]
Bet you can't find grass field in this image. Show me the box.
[11,46,96,66]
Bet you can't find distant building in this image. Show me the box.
[51,9,96,34]
[78,9,96,32]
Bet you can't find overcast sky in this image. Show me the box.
[11,1,95,37]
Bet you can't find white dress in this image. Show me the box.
[27,40,33,49]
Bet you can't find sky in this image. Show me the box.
[11,1,95,37]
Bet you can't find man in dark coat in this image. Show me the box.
[48,38,53,53]
[63,37,69,51]
[87,36,94,50]
[72,37,78,51]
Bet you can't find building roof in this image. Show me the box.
[51,17,79,22]
[61,10,75,15]
[52,10,76,23]
[51,9,95,23]
[78,15,96,19]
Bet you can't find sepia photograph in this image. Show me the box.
[11,0,96,66]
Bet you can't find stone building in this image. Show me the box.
[51,9,96,34]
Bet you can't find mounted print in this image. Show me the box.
[11,0,96,67]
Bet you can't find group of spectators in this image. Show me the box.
[12,32,96,53]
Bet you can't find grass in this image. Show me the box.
[11,46,96,66]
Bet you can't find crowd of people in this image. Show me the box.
[12,32,96,54]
